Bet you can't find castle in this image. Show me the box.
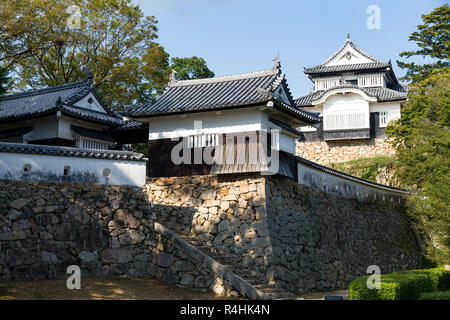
[0,37,421,300]
[295,36,407,165]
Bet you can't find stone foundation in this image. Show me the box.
[0,173,421,297]
[296,138,396,165]
[146,174,271,281]
[0,180,240,296]
[265,175,421,294]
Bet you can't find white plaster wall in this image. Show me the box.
[147,107,300,155]
[297,162,405,204]
[369,102,401,113]
[278,132,296,154]
[73,93,107,113]
[0,153,146,186]
[323,94,370,129]
[147,107,267,140]
[57,117,109,141]
[324,46,373,66]
[26,117,58,141]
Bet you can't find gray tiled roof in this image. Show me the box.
[295,85,407,107]
[0,142,145,161]
[0,77,124,125]
[124,64,319,124]
[61,104,123,125]
[304,62,391,75]
[113,120,148,131]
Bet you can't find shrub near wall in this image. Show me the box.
[349,268,450,300]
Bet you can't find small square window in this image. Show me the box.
[64,166,71,176]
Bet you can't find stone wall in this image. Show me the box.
[0,173,421,297]
[265,175,421,294]
[0,180,240,296]
[146,174,271,281]
[296,138,396,165]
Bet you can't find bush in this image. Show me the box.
[419,290,450,300]
[349,268,450,300]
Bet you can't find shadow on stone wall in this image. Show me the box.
[146,174,272,284]
[265,175,422,295]
[0,180,240,296]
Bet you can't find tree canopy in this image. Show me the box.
[171,56,215,80]
[393,70,450,264]
[388,5,450,263]
[1,0,161,106]
[0,0,214,108]
[397,4,450,83]
[0,67,8,97]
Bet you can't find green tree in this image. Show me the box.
[397,4,450,83]
[389,70,450,263]
[171,56,215,80]
[0,0,164,107]
[0,67,8,97]
[140,43,171,101]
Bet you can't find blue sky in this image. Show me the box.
[132,0,446,98]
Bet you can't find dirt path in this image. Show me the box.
[0,277,239,300]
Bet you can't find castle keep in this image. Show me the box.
[295,36,407,164]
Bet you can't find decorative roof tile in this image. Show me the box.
[304,62,391,75]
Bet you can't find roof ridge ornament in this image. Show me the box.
[346,33,351,42]
[272,56,281,73]
[56,96,63,107]
[86,69,94,87]
[170,69,178,85]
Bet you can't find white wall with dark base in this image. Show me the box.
[0,152,146,186]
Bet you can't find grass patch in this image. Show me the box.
[331,156,396,183]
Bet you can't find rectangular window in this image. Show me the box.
[324,113,367,130]
[314,77,340,91]
[358,74,384,87]
[187,134,220,148]
[64,166,71,176]
[379,111,400,127]
[76,138,110,150]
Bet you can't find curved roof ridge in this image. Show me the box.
[295,85,408,107]
[169,67,278,87]
[0,78,91,101]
